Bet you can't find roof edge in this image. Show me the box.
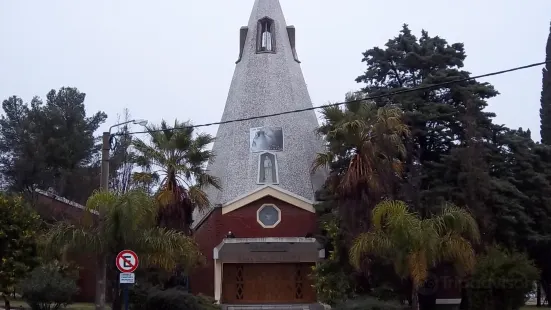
[221,185,315,215]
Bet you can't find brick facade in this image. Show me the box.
[35,191,97,302]
[190,196,318,297]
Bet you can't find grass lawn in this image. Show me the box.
[1,299,110,310]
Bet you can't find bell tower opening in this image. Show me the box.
[257,17,275,53]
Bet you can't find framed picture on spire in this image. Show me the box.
[250,127,283,152]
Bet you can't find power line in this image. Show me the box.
[119,60,551,136]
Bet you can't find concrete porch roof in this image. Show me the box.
[213,237,325,263]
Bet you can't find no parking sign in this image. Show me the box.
[116,250,139,273]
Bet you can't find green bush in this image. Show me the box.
[18,262,79,310]
[467,246,540,310]
[145,287,214,310]
[195,294,220,310]
[334,296,407,310]
[311,216,354,305]
[129,284,155,310]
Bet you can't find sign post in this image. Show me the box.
[116,250,139,310]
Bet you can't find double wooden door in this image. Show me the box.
[222,263,316,304]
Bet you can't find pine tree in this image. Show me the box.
[540,22,551,144]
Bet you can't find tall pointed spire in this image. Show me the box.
[194,0,326,224]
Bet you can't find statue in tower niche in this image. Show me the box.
[258,152,278,184]
[263,155,273,183]
[250,127,283,152]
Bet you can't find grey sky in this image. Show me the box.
[1,0,550,141]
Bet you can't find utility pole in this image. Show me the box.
[95,120,147,310]
[101,131,110,191]
[95,131,110,310]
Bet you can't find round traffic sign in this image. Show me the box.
[116,250,139,273]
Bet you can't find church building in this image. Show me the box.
[190,0,327,307]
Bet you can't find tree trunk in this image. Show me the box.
[111,266,122,310]
[412,287,420,310]
[2,294,11,310]
[538,281,542,307]
[95,254,107,310]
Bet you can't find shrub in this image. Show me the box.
[312,260,352,305]
[195,294,220,310]
[129,284,155,310]
[145,288,200,310]
[467,246,540,310]
[311,216,354,305]
[334,296,407,310]
[19,262,79,310]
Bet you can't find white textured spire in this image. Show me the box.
[193,0,326,226]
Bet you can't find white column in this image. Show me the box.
[214,260,222,303]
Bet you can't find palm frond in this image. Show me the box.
[134,227,204,270]
[371,200,410,231]
[430,203,480,244]
[437,233,477,276]
[350,231,394,270]
[188,185,210,210]
[407,251,429,287]
[42,222,103,255]
[311,152,334,173]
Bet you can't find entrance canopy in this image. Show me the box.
[213,237,324,263]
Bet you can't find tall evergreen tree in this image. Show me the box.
[540,22,551,144]
[355,25,499,237]
[0,88,107,203]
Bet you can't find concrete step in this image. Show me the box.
[224,304,317,310]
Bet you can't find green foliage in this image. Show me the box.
[467,246,540,310]
[128,284,151,310]
[313,260,352,306]
[350,200,480,309]
[42,189,204,271]
[315,96,410,235]
[311,215,353,305]
[0,88,106,203]
[195,294,220,310]
[19,262,79,310]
[0,194,40,301]
[132,120,220,233]
[144,288,216,310]
[334,296,407,310]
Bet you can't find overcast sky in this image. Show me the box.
[1,0,550,142]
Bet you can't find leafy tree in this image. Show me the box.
[349,200,480,310]
[540,22,551,144]
[132,120,220,234]
[19,261,79,310]
[467,246,539,310]
[0,88,107,203]
[0,194,40,310]
[41,189,204,310]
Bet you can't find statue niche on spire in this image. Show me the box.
[257,152,279,184]
[257,17,275,53]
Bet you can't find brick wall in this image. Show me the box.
[190,196,318,297]
[35,193,97,302]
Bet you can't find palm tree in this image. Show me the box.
[349,200,480,310]
[313,94,410,233]
[132,120,220,234]
[313,95,409,196]
[41,189,203,310]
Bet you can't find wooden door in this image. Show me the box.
[222,263,316,304]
